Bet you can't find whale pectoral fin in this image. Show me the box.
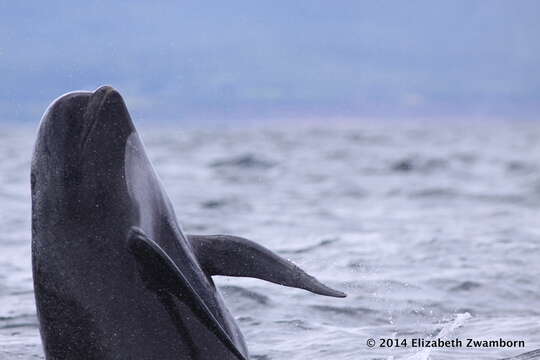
[127,227,247,360]
[187,234,347,298]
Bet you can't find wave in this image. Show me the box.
[219,285,271,305]
[210,154,276,169]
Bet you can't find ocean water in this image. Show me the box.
[1,121,540,359]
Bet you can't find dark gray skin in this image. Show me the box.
[31,86,346,360]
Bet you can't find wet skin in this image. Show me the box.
[31,86,345,360]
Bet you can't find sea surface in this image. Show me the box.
[1,120,540,359]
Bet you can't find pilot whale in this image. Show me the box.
[31,86,346,359]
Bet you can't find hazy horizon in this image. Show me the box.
[1,1,539,124]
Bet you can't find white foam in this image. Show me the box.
[401,313,472,360]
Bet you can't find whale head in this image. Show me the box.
[31,86,139,224]
[34,85,134,167]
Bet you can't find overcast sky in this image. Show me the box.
[1,1,538,123]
